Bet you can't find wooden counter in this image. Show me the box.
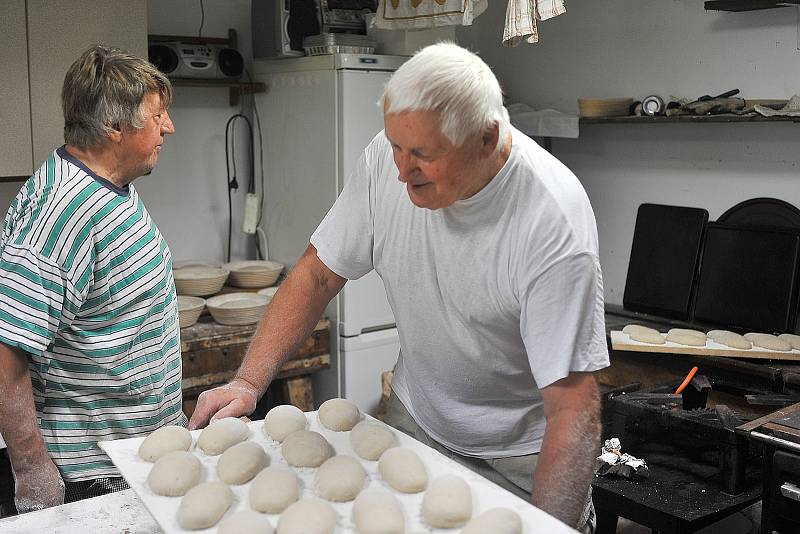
[180,317,330,415]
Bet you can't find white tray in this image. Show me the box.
[99,412,576,534]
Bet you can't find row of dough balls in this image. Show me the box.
[622,324,800,352]
[137,399,523,533]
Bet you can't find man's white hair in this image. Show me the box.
[381,42,509,148]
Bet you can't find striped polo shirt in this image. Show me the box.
[0,146,184,481]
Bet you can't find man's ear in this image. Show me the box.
[106,124,123,144]
[481,122,500,156]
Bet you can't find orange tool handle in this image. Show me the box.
[674,366,699,395]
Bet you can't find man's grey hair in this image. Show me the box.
[381,42,509,148]
[62,44,173,149]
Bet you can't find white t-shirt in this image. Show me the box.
[311,126,609,458]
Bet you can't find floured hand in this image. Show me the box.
[187,379,259,430]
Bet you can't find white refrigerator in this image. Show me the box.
[254,54,406,415]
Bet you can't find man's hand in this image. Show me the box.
[12,454,64,513]
[187,379,259,430]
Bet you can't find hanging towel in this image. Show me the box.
[375,0,488,30]
[503,0,566,47]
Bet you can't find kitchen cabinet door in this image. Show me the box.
[0,0,33,177]
[26,0,147,168]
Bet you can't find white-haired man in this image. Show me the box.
[189,42,609,532]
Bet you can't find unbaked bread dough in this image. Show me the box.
[264,404,307,442]
[421,474,472,528]
[378,447,427,493]
[350,421,396,461]
[623,325,665,345]
[315,455,367,502]
[217,510,274,534]
[745,333,791,351]
[779,333,800,350]
[318,398,361,431]
[217,441,269,485]
[665,330,706,347]
[250,467,301,513]
[138,425,192,462]
[351,488,405,534]
[708,330,751,350]
[668,328,706,340]
[197,417,249,455]
[147,450,202,497]
[176,481,234,530]
[461,507,523,534]
[276,498,336,534]
[281,430,333,467]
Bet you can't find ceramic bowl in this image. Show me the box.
[224,260,284,288]
[173,267,230,296]
[205,292,269,326]
[177,296,205,328]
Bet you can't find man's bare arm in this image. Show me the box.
[189,245,346,429]
[0,343,64,512]
[532,371,601,528]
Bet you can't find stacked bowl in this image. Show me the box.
[205,293,270,326]
[173,266,230,297]
[177,296,205,328]
[224,261,284,288]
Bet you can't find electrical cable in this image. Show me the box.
[224,114,254,262]
[244,67,267,259]
[198,0,205,39]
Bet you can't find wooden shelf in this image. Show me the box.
[705,0,800,11]
[580,115,800,124]
[148,29,264,106]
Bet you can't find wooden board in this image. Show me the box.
[611,330,800,361]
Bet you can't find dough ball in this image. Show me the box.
[708,330,751,350]
[422,474,472,528]
[665,331,706,347]
[147,450,202,496]
[668,328,706,341]
[217,441,270,485]
[778,333,800,350]
[461,507,522,534]
[177,481,234,530]
[281,430,333,467]
[316,455,367,502]
[624,325,665,345]
[264,405,307,442]
[350,421,396,461]
[746,333,791,351]
[217,510,274,534]
[198,417,250,455]
[378,447,427,493]
[351,487,405,534]
[277,498,336,534]
[250,467,301,514]
[318,398,361,431]
[138,425,192,462]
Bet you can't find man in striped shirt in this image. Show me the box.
[0,45,183,513]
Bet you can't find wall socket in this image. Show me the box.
[243,193,260,234]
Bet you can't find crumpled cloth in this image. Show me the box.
[503,0,566,47]
[507,102,579,138]
[755,94,800,117]
[375,0,488,30]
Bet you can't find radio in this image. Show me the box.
[148,42,244,79]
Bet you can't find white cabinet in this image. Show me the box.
[0,0,147,177]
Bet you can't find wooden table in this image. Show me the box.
[180,316,330,415]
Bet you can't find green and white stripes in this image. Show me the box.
[0,147,183,481]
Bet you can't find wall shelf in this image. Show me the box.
[148,29,264,106]
[579,115,799,124]
[704,0,800,11]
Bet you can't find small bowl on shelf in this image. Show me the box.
[177,296,205,328]
[173,266,230,296]
[224,260,284,288]
[206,292,269,326]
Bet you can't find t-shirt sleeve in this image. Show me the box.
[520,252,610,388]
[310,141,378,280]
[0,243,89,356]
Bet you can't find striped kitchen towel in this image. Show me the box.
[503,0,566,47]
[375,0,489,29]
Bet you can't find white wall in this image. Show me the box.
[145,0,256,263]
[458,1,800,305]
